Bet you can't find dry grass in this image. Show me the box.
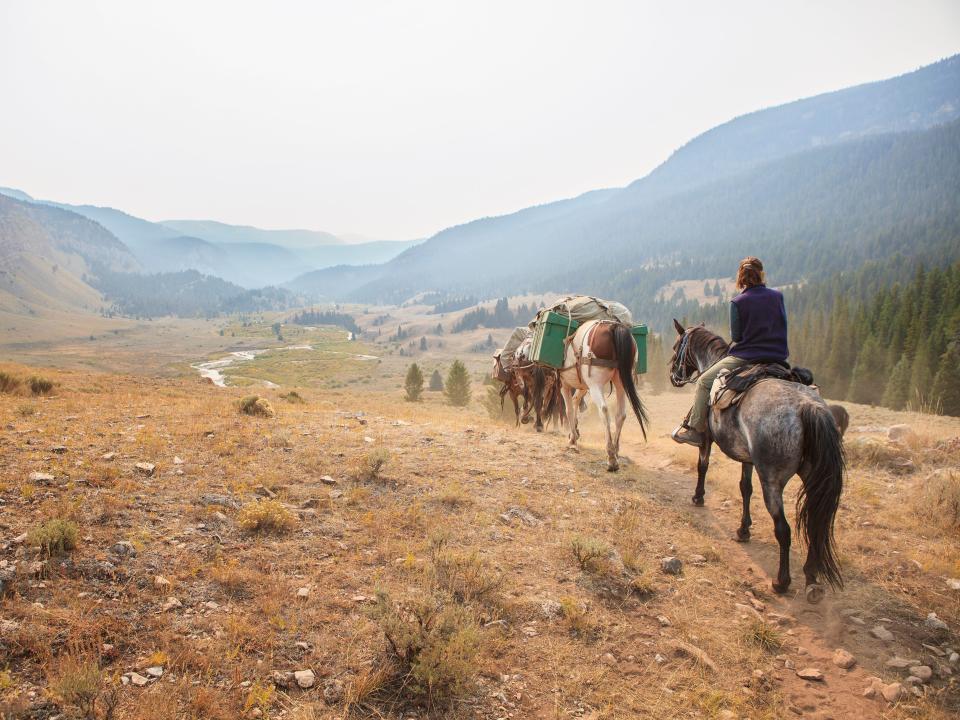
[0,371,21,394]
[237,394,275,418]
[236,499,296,534]
[354,447,390,483]
[913,469,960,532]
[0,356,958,719]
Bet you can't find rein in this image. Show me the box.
[672,327,729,386]
[671,330,699,386]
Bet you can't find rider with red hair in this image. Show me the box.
[672,257,789,446]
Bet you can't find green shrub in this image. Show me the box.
[237,395,275,418]
[369,590,480,706]
[430,550,502,605]
[28,519,79,556]
[355,448,390,483]
[279,391,305,404]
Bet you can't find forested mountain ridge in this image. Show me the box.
[290,55,960,303]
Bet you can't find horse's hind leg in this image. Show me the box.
[736,463,754,541]
[693,441,711,506]
[611,378,628,469]
[758,471,792,594]
[589,381,616,471]
[560,382,580,449]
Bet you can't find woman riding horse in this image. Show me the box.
[672,257,787,446]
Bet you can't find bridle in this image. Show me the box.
[670,329,701,387]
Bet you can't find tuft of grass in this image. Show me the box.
[912,469,960,532]
[28,519,79,557]
[237,395,275,418]
[236,499,295,534]
[16,403,36,417]
[559,596,597,640]
[28,376,54,396]
[742,618,784,652]
[0,371,21,394]
[570,536,610,572]
[279,390,305,404]
[355,447,390,483]
[845,436,916,474]
[50,655,103,719]
[436,481,472,509]
[369,590,481,707]
[345,665,394,713]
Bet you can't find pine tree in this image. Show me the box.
[713,280,722,297]
[419,336,428,351]
[880,355,911,410]
[931,340,960,416]
[445,360,472,406]
[404,363,424,401]
[847,334,886,405]
[908,340,935,410]
[703,281,712,297]
[429,369,444,391]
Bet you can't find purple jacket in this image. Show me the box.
[729,285,789,363]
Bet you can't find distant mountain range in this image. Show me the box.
[288,55,960,305]
[0,188,420,288]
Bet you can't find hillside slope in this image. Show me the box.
[291,55,960,303]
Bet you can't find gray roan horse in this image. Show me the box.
[669,320,844,603]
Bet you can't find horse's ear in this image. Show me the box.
[673,319,685,335]
[699,321,705,327]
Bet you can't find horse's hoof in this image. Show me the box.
[735,528,751,542]
[607,463,619,473]
[521,417,531,424]
[691,496,704,507]
[771,581,790,595]
[805,584,825,604]
[535,426,543,433]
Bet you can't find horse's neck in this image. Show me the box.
[693,333,728,373]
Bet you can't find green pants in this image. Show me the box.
[687,356,749,432]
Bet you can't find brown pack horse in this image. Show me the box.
[558,320,647,471]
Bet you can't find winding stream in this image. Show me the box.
[191,343,380,388]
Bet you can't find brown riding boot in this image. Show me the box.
[671,424,703,447]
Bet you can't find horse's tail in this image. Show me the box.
[797,403,845,590]
[532,366,546,413]
[611,323,648,440]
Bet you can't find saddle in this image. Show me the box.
[710,363,816,412]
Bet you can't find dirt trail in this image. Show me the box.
[623,448,873,716]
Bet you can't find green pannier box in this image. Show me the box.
[530,311,647,374]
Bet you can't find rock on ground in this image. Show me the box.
[294,669,315,689]
[832,648,856,669]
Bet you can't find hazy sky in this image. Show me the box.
[1,1,958,240]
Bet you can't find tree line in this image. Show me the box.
[288,309,360,334]
[452,298,538,333]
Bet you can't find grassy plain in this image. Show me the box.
[0,309,958,719]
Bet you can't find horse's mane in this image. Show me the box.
[690,325,731,361]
